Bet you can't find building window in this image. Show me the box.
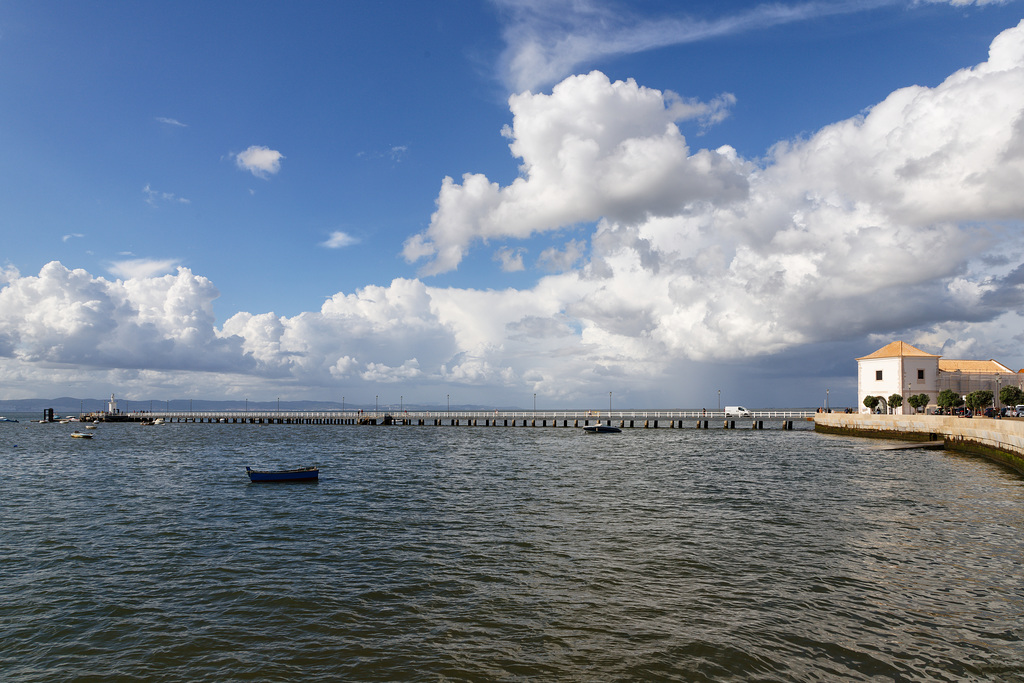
[918,369,925,380]
[876,370,883,381]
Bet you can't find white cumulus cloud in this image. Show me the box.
[495,247,526,272]
[403,71,745,275]
[538,239,585,272]
[408,19,1024,366]
[235,145,284,178]
[0,262,247,374]
[3,20,1024,404]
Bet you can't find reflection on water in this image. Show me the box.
[2,419,1023,680]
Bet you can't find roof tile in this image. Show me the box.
[856,341,938,360]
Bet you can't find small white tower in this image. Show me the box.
[108,393,118,414]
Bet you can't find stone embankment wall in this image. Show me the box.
[814,413,1024,475]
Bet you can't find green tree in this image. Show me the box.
[999,385,1024,409]
[888,393,904,413]
[907,393,929,413]
[979,390,994,411]
[937,389,963,411]
[863,395,880,413]
[966,390,993,414]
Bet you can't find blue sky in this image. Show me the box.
[2,0,1023,409]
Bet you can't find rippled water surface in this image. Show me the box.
[2,417,1023,681]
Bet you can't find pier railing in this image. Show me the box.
[90,409,816,427]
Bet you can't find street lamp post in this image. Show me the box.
[718,389,721,412]
[609,391,612,413]
[826,388,829,412]
[533,393,536,415]
[375,395,378,414]
[447,394,450,416]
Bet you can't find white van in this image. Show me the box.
[1015,405,1024,417]
[724,406,753,417]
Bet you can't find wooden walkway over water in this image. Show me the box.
[88,409,816,430]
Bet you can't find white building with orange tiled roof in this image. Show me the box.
[856,341,1019,414]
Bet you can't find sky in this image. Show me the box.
[2,0,1024,410]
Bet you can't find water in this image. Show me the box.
[2,416,1023,681]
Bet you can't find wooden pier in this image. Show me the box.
[86,409,815,430]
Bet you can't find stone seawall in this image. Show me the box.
[814,413,1024,475]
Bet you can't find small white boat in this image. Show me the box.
[71,431,93,439]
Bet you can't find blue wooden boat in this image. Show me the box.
[246,466,319,482]
[583,424,622,433]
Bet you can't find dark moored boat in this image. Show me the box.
[582,424,622,433]
[246,466,319,482]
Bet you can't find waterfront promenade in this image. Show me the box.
[87,409,815,429]
[815,412,1024,474]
